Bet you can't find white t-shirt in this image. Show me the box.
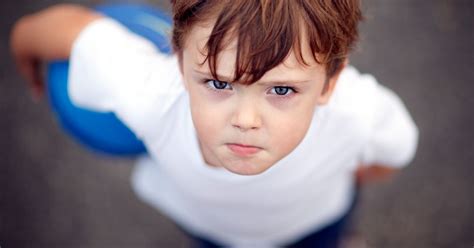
[68,18,419,247]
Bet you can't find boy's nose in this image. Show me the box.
[231,101,262,131]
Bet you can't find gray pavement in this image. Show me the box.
[1,0,473,247]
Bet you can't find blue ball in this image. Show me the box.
[47,4,172,156]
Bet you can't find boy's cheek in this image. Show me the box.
[190,101,225,135]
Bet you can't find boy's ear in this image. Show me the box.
[317,59,348,105]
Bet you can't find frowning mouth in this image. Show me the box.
[226,143,262,156]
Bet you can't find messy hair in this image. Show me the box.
[171,0,362,84]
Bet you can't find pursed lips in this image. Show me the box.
[226,143,262,156]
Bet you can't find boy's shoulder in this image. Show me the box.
[327,66,379,123]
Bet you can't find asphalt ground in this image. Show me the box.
[0,0,473,247]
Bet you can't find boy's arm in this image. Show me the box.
[11,3,182,144]
[354,73,419,185]
[10,4,102,100]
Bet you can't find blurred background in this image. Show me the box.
[0,0,473,247]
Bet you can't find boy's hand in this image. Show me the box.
[354,164,399,186]
[10,4,102,101]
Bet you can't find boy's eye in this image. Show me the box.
[270,86,295,96]
[206,79,232,90]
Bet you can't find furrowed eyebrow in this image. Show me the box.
[194,70,234,82]
[193,69,312,85]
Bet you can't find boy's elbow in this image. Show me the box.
[11,4,103,60]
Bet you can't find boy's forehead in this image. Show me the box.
[183,19,326,83]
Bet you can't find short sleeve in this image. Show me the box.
[68,18,184,139]
[359,73,419,168]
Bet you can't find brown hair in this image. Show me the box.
[171,0,362,84]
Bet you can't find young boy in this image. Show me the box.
[10,1,418,247]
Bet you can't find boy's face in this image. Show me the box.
[180,22,340,175]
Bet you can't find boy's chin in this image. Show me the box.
[222,159,273,176]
